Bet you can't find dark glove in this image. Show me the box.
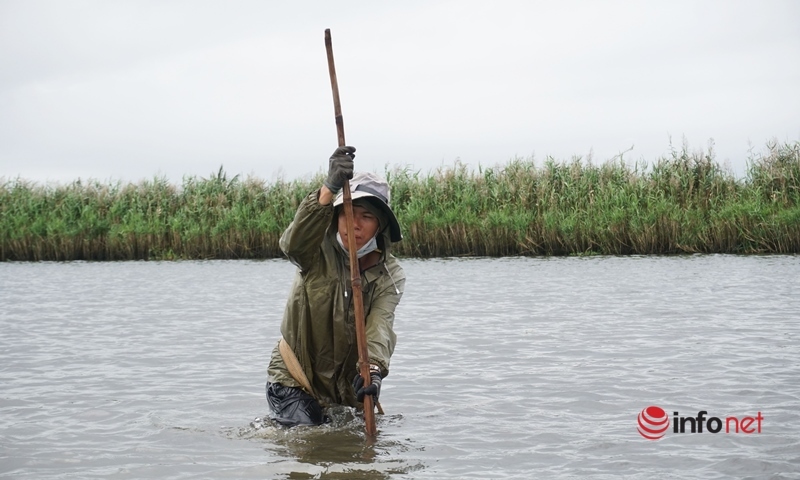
[353,366,382,403]
[323,146,355,193]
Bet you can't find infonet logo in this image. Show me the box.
[637,406,763,440]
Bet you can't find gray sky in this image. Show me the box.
[1,0,798,185]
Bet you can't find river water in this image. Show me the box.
[1,255,798,479]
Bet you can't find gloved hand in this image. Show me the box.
[323,146,355,193]
[353,365,382,403]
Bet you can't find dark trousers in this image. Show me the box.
[266,382,326,427]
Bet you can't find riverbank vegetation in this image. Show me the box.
[2,140,798,260]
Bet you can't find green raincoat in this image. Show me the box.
[267,190,405,408]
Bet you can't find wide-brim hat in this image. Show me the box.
[333,172,402,243]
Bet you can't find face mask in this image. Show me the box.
[336,232,378,259]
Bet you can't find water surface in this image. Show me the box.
[1,256,798,479]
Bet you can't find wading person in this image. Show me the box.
[266,146,405,426]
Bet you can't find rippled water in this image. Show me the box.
[1,256,799,479]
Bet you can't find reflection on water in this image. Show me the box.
[1,256,799,479]
[231,409,418,479]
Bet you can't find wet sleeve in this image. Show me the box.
[279,190,334,271]
[365,275,405,377]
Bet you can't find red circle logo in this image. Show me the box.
[638,406,669,440]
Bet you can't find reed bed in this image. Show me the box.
[2,141,798,261]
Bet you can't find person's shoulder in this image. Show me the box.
[294,230,340,277]
[383,254,405,280]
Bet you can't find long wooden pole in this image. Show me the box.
[324,28,377,437]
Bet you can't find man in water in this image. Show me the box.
[266,146,406,426]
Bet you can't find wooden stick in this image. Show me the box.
[324,28,377,438]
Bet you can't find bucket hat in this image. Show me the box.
[333,172,402,242]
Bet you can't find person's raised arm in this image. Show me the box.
[279,147,355,269]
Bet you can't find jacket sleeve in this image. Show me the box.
[279,189,334,272]
[365,272,405,377]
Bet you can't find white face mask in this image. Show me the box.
[336,232,378,259]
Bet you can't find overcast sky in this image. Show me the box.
[1,0,798,185]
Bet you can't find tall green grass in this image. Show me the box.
[1,168,312,261]
[2,141,798,261]
[392,140,799,256]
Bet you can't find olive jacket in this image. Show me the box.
[267,190,405,407]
